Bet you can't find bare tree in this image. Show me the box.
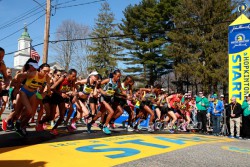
[52,20,90,71]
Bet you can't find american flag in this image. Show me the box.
[30,45,40,62]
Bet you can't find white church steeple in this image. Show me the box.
[14,26,32,69]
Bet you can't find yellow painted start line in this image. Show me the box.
[0,134,234,167]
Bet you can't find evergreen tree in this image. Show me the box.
[119,0,178,85]
[87,2,120,77]
[165,0,240,94]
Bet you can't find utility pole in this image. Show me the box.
[43,0,51,63]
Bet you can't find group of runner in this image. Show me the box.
[0,47,202,137]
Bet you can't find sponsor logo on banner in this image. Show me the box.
[229,23,250,54]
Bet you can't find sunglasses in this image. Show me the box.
[42,70,50,73]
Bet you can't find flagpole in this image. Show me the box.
[43,0,51,63]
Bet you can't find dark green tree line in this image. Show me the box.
[165,0,240,94]
[119,0,179,85]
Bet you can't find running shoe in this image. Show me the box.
[50,129,58,135]
[154,122,162,130]
[203,131,209,135]
[134,128,139,132]
[7,121,15,131]
[35,123,44,132]
[110,123,116,129]
[16,128,27,137]
[228,135,234,138]
[147,125,154,132]
[168,129,175,134]
[2,119,7,131]
[235,136,242,139]
[50,121,55,127]
[172,125,177,130]
[127,126,134,132]
[93,123,98,127]
[164,126,170,130]
[70,123,77,130]
[87,123,92,133]
[102,126,111,135]
[182,124,187,132]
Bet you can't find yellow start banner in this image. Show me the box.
[229,14,250,104]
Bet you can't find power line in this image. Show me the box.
[0,2,46,30]
[32,0,46,11]
[0,10,45,30]
[56,0,106,9]
[5,19,234,56]
[56,0,78,6]
[0,14,45,42]
[5,42,44,56]
[0,0,105,43]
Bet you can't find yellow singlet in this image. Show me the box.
[25,72,46,90]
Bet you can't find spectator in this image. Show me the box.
[241,94,250,139]
[220,94,225,106]
[227,97,242,139]
[196,91,209,134]
[207,94,224,136]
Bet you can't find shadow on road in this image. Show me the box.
[0,160,47,167]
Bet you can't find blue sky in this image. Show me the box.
[0,0,140,68]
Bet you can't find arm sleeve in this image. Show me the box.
[242,101,248,110]
[205,98,210,107]
[235,104,243,115]
[219,101,224,112]
[196,96,202,103]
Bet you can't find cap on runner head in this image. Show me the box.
[28,62,39,69]
[89,71,98,76]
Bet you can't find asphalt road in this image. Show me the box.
[116,139,250,167]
